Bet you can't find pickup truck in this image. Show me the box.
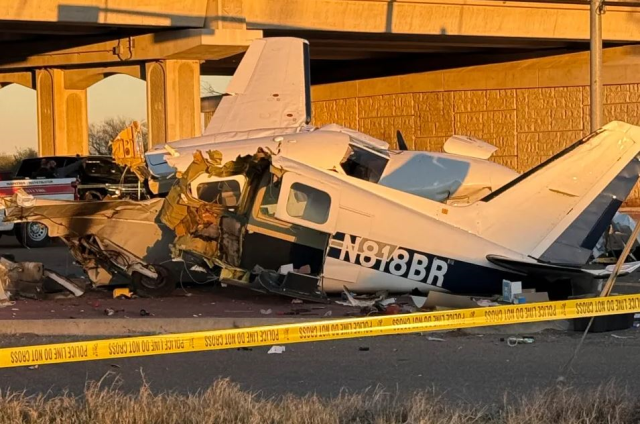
[15,156,149,201]
[0,177,77,247]
[1,155,152,248]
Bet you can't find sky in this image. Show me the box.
[0,75,230,155]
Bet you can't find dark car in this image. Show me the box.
[15,155,149,201]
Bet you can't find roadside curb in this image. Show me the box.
[0,317,320,337]
[0,316,572,337]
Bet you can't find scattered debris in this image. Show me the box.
[44,270,84,297]
[427,336,446,342]
[336,287,387,307]
[260,309,273,315]
[104,308,115,316]
[476,299,500,307]
[28,365,39,370]
[593,212,640,260]
[113,288,133,299]
[611,334,631,339]
[267,346,286,354]
[323,310,333,317]
[0,257,84,302]
[359,346,370,352]
[585,262,640,277]
[291,299,303,305]
[502,280,522,303]
[384,304,402,315]
[0,275,12,307]
[0,300,16,308]
[47,292,76,300]
[139,309,151,317]
[502,336,535,347]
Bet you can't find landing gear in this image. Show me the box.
[131,264,176,298]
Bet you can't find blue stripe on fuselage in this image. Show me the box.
[327,232,520,295]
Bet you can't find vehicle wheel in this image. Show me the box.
[15,222,51,248]
[131,264,176,298]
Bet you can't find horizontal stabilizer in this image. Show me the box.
[476,122,640,265]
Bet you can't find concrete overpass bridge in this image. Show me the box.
[1,0,640,155]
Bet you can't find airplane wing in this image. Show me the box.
[203,37,312,140]
[487,254,640,281]
[486,254,585,277]
[474,121,640,265]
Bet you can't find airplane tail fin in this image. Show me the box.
[475,121,640,265]
[203,37,311,138]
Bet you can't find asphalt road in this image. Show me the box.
[3,236,640,404]
[1,330,640,404]
[0,235,79,276]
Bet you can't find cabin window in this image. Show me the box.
[258,178,281,218]
[340,144,388,183]
[286,183,331,224]
[197,179,242,206]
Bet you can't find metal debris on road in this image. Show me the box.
[267,346,286,354]
[611,334,631,339]
[503,336,535,347]
[113,288,133,299]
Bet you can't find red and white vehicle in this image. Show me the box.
[0,177,77,247]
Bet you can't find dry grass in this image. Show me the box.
[0,379,638,424]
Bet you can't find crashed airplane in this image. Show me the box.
[3,38,640,302]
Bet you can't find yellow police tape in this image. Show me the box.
[2,293,640,368]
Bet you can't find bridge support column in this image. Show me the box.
[145,60,201,148]
[35,69,88,156]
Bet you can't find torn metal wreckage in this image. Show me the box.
[0,256,84,306]
[2,37,640,304]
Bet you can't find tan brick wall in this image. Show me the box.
[312,82,640,205]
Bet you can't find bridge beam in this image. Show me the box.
[146,60,202,147]
[0,29,260,71]
[35,69,88,156]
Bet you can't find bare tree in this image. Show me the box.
[0,147,38,173]
[89,117,148,155]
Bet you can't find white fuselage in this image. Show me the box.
[146,129,518,205]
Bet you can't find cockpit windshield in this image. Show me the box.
[340,142,389,183]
